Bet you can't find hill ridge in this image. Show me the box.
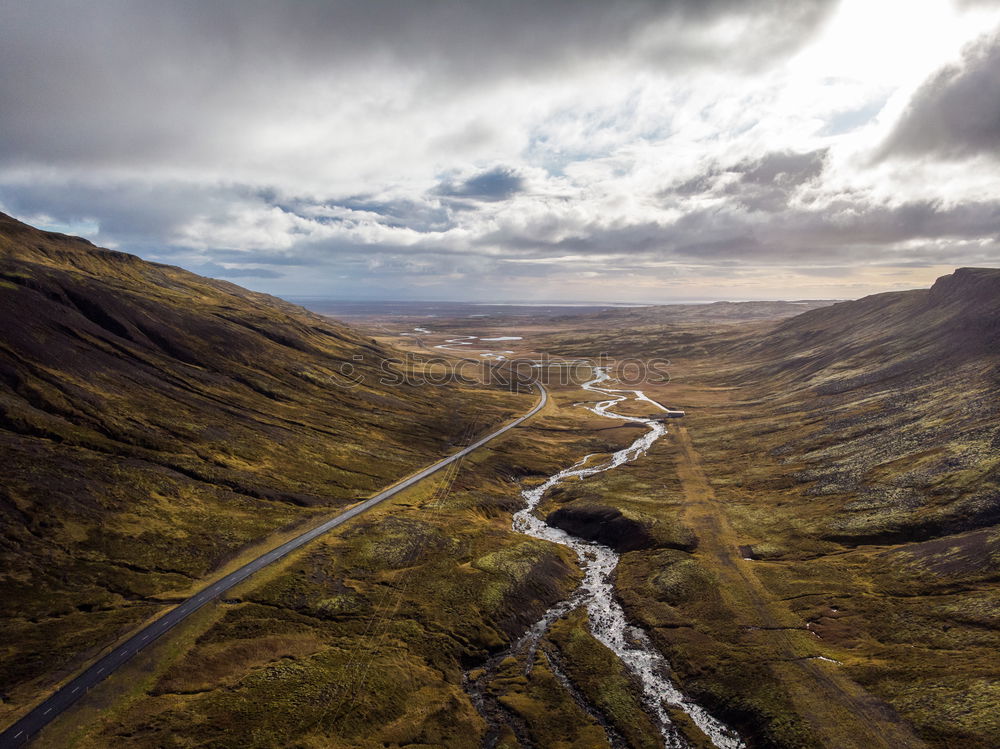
[0,213,521,720]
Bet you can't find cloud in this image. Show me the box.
[437,167,526,202]
[191,263,285,280]
[878,29,1000,161]
[0,178,227,252]
[728,149,829,212]
[0,0,837,174]
[1,0,998,302]
[475,197,1000,266]
[665,149,828,212]
[732,149,828,187]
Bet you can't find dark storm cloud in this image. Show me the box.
[478,199,1000,264]
[726,149,829,212]
[664,149,828,212]
[437,168,526,202]
[0,0,836,168]
[0,180,225,251]
[879,29,1000,161]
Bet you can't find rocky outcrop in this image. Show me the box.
[547,503,654,552]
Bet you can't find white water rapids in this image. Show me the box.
[512,367,744,749]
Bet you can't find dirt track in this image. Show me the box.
[671,425,927,749]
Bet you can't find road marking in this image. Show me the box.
[14,731,23,738]
[97,667,104,674]
[42,708,51,715]
[72,686,79,693]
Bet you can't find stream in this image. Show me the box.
[468,360,745,749]
[424,330,744,747]
[502,366,744,748]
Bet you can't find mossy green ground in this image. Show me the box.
[38,381,657,747]
[30,321,1000,747]
[7,261,1000,747]
[0,213,525,724]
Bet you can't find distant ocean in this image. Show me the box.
[288,299,652,318]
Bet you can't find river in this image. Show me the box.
[508,366,744,749]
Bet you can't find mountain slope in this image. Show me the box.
[728,267,1000,542]
[0,212,522,716]
[514,269,998,746]
[653,268,1000,745]
[743,266,999,382]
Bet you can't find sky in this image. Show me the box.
[2,0,999,303]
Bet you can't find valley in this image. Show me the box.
[1,214,997,748]
[5,3,1000,747]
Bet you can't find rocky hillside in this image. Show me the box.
[745,267,1000,382]
[662,269,1000,745]
[727,267,1000,543]
[0,212,522,714]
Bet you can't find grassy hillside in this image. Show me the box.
[29,372,643,749]
[491,269,999,746]
[0,213,524,719]
[730,267,1000,543]
[4,247,996,747]
[608,268,1000,746]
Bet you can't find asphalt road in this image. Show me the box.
[0,384,547,748]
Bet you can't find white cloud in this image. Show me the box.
[1,0,999,301]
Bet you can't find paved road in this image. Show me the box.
[0,384,547,748]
